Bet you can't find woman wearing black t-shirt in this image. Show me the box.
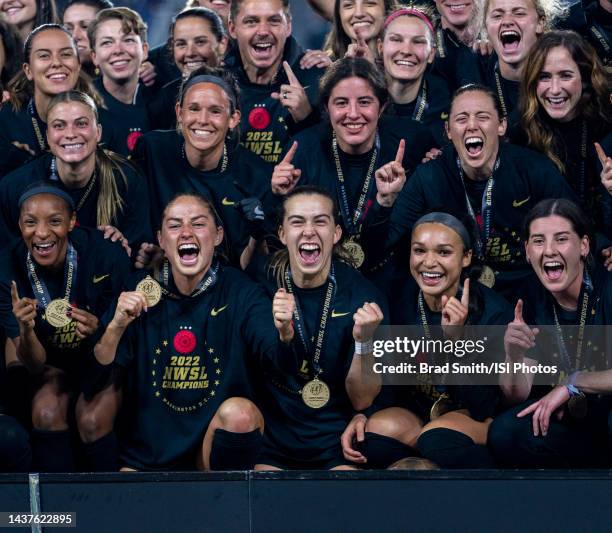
[489,199,612,468]
[0,90,151,250]
[517,30,612,234]
[379,6,451,146]
[133,67,272,269]
[254,186,387,470]
[342,212,512,468]
[0,186,132,472]
[94,193,280,471]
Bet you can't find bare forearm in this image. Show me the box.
[15,331,46,373]
[346,353,381,411]
[574,370,612,395]
[94,322,126,365]
[499,356,536,405]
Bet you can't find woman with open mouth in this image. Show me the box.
[132,67,272,269]
[0,90,151,251]
[148,7,228,131]
[92,193,281,472]
[253,186,387,470]
[271,56,436,285]
[363,83,576,300]
[88,7,154,156]
[342,212,512,468]
[0,185,132,472]
[0,23,115,177]
[517,30,612,236]
[480,0,565,120]
[489,198,612,467]
[379,5,452,146]
[0,0,58,42]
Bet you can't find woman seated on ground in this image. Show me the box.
[93,193,284,471]
[0,90,151,251]
[0,185,132,472]
[489,199,612,468]
[253,186,387,470]
[341,212,512,468]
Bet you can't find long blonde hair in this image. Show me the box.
[47,90,128,226]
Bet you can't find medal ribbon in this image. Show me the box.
[457,157,498,262]
[157,259,219,299]
[552,270,592,373]
[28,99,47,152]
[332,131,380,237]
[413,80,428,123]
[493,63,508,118]
[588,23,611,66]
[284,264,336,378]
[27,241,78,309]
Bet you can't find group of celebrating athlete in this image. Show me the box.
[0,0,610,473]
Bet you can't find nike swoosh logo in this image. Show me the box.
[331,310,350,318]
[211,304,229,316]
[222,197,235,206]
[512,196,530,208]
[93,274,109,284]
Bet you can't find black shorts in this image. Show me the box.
[257,438,350,470]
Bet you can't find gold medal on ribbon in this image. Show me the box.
[301,378,330,409]
[136,276,162,307]
[429,393,452,421]
[478,265,496,288]
[342,239,365,269]
[45,299,72,328]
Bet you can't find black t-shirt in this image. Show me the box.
[431,28,482,91]
[147,77,181,131]
[0,100,120,178]
[479,55,520,119]
[384,72,452,147]
[363,143,577,294]
[93,78,154,156]
[254,259,389,463]
[111,265,279,470]
[0,228,132,375]
[383,276,512,420]
[132,130,273,266]
[559,0,612,71]
[224,36,325,165]
[0,152,152,248]
[147,43,181,89]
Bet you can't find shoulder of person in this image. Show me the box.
[219,264,267,298]
[334,259,388,308]
[137,129,181,151]
[71,227,130,261]
[291,121,330,153]
[475,281,514,325]
[232,142,274,170]
[499,142,560,171]
[1,152,51,186]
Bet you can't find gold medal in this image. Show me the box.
[136,276,162,307]
[342,239,365,268]
[45,299,72,328]
[301,378,330,409]
[429,393,452,421]
[479,265,496,288]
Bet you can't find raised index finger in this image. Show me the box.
[355,28,367,48]
[283,61,300,86]
[395,139,405,164]
[281,141,298,164]
[514,299,524,323]
[10,281,19,304]
[461,277,470,308]
[594,142,608,167]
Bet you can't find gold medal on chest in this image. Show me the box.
[301,378,330,409]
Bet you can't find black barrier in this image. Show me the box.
[2,471,612,532]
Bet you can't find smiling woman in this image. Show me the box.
[0,0,58,41]
[517,30,612,233]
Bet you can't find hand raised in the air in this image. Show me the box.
[271,141,301,196]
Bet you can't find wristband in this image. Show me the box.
[566,383,584,397]
[354,339,373,355]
